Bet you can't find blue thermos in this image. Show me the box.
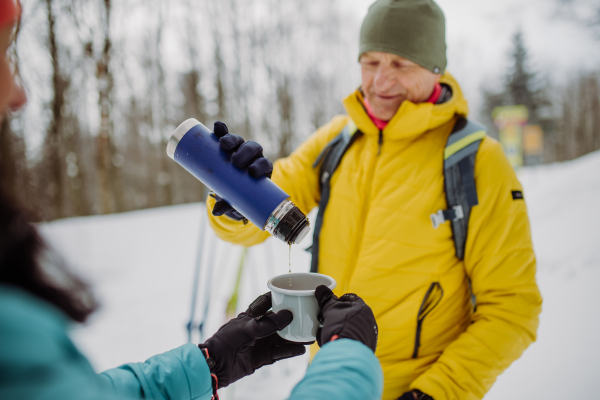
[167,118,310,244]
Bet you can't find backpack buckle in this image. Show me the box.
[430,205,464,229]
[430,210,445,229]
[451,205,464,220]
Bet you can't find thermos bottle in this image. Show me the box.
[167,118,310,245]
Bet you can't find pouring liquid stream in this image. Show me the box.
[289,244,292,286]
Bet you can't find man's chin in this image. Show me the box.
[370,104,400,121]
[367,97,405,120]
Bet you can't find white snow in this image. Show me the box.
[485,150,600,400]
[39,150,600,400]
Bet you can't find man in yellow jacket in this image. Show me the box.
[205,0,542,399]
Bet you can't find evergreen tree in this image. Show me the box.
[505,30,550,124]
[482,30,550,122]
[480,29,554,158]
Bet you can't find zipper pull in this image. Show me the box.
[377,130,383,156]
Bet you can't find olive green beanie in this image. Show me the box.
[359,0,447,74]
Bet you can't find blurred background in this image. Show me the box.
[3,0,600,220]
[2,0,600,399]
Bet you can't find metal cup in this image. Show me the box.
[267,272,336,342]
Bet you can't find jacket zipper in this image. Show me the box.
[342,130,383,292]
[412,282,444,358]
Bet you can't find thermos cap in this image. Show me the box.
[265,199,311,244]
[294,224,311,244]
[167,118,201,160]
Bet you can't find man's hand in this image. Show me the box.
[211,121,273,220]
[315,285,378,352]
[199,292,306,389]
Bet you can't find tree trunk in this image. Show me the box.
[44,0,67,220]
[96,0,123,213]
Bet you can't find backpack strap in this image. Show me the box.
[310,121,362,273]
[430,118,487,260]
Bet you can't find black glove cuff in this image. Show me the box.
[398,390,433,400]
[198,345,220,400]
[414,390,433,400]
[210,192,249,224]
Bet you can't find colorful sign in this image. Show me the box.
[493,105,529,169]
[523,125,543,155]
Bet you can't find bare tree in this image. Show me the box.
[0,119,32,211]
[556,72,600,161]
[9,0,363,220]
[154,0,174,206]
[40,0,68,220]
[214,41,227,123]
[0,20,33,213]
[275,75,295,158]
[95,0,125,214]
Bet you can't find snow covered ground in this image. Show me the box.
[39,150,600,400]
[485,151,600,400]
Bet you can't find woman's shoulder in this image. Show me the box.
[0,284,69,327]
[0,284,75,364]
[0,285,112,398]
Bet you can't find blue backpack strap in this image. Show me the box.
[430,118,487,260]
[310,122,362,273]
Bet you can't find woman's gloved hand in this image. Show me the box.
[211,121,273,220]
[199,292,306,391]
[314,285,378,352]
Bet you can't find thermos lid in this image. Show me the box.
[167,118,201,160]
[293,224,311,244]
[266,201,310,245]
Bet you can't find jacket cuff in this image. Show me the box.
[130,343,213,400]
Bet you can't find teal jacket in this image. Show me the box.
[0,285,383,400]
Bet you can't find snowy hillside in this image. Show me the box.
[40,150,600,400]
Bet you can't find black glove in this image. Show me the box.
[199,292,306,390]
[211,121,273,220]
[314,285,378,352]
[398,390,434,400]
[210,193,246,221]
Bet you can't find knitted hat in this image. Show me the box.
[0,0,20,29]
[359,0,447,74]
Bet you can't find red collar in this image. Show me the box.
[362,97,389,130]
[427,83,443,104]
[0,0,20,28]
[362,83,442,130]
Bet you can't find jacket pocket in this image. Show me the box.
[412,282,444,358]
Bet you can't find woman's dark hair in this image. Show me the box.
[0,189,97,323]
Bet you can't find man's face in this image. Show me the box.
[0,23,26,124]
[360,51,441,121]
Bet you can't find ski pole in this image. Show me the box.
[186,208,207,343]
[198,232,218,341]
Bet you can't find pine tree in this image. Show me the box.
[505,30,550,124]
[480,29,554,157]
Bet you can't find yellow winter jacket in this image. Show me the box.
[206,73,542,400]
